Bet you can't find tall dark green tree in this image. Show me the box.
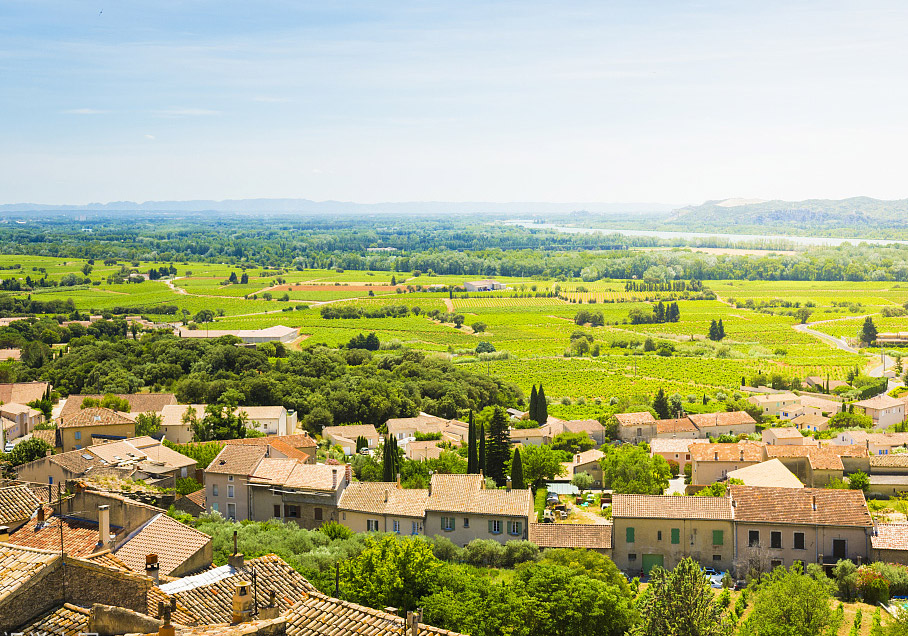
[467,411,478,474]
[717,319,725,340]
[708,320,720,342]
[652,387,670,420]
[510,447,524,490]
[382,435,399,482]
[485,406,511,486]
[537,385,548,425]
[528,385,538,423]
[861,316,878,345]
[479,424,486,476]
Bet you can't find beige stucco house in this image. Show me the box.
[689,442,765,485]
[748,393,800,417]
[762,427,815,446]
[688,411,757,438]
[855,394,906,429]
[615,412,657,443]
[56,407,137,452]
[338,482,428,534]
[562,449,605,488]
[649,438,693,473]
[323,424,380,455]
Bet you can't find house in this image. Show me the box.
[338,481,428,534]
[224,433,318,464]
[649,438,694,473]
[562,449,605,487]
[0,348,21,361]
[556,419,608,446]
[805,376,850,392]
[160,403,300,443]
[611,494,735,574]
[654,418,701,439]
[791,414,829,433]
[385,413,469,445]
[0,381,51,406]
[0,403,44,443]
[725,459,803,489]
[688,442,765,485]
[17,436,197,488]
[870,523,908,565]
[729,485,873,571]
[509,426,554,446]
[615,412,657,442]
[795,395,844,419]
[406,440,445,461]
[424,473,533,546]
[159,403,205,443]
[322,424,380,455]
[528,522,612,555]
[463,279,506,292]
[58,392,177,420]
[205,444,348,526]
[56,407,139,451]
[762,445,857,488]
[762,427,815,446]
[687,411,757,438]
[748,392,800,417]
[854,394,906,429]
[0,483,48,531]
[833,430,908,456]
[177,324,299,343]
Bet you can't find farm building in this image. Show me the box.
[177,324,299,344]
[463,279,506,292]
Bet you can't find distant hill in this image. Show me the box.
[668,197,908,230]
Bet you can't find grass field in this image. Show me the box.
[0,256,897,416]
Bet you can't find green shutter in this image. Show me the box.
[451,517,455,530]
[626,527,635,543]
[713,530,724,546]
[515,522,522,535]
[489,520,494,533]
[671,528,680,544]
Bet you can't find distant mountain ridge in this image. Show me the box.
[669,197,908,227]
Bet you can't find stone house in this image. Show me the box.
[854,394,906,429]
[338,481,428,534]
[322,424,380,455]
[689,442,765,485]
[615,412,657,443]
[55,407,137,452]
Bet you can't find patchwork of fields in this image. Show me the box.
[1,255,903,409]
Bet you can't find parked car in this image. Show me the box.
[734,579,747,591]
[3,442,14,453]
[546,495,560,505]
[702,567,719,576]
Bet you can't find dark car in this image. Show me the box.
[734,579,747,591]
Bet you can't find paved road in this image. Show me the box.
[793,321,859,353]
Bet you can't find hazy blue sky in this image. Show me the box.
[3,0,908,205]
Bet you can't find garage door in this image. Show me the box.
[642,553,664,574]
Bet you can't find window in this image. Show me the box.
[227,503,236,520]
[657,531,662,541]
[713,530,724,546]
[442,517,455,531]
[794,532,805,550]
[770,531,782,549]
[211,502,219,512]
[489,520,502,535]
[636,428,642,437]
[228,475,234,482]
[626,527,635,543]
[628,553,637,562]
[273,505,281,518]
[671,528,680,545]
[770,559,783,569]
[227,485,235,498]
[367,519,379,532]
[284,505,299,518]
[74,431,81,440]
[314,508,323,521]
[180,467,188,478]
[75,445,81,450]
[713,554,722,562]
[686,454,690,460]
[412,521,419,535]
[212,484,219,497]
[393,520,400,533]
[48,476,53,485]
[463,518,470,528]
[508,521,522,536]
[748,530,760,547]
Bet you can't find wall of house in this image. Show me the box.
[249,484,342,529]
[424,511,528,546]
[699,424,757,438]
[806,467,842,488]
[573,461,603,487]
[160,422,193,444]
[58,489,160,533]
[692,460,759,485]
[611,516,735,573]
[872,547,908,566]
[340,510,423,535]
[61,423,136,452]
[618,424,656,443]
[206,473,248,520]
[16,456,71,486]
[170,542,214,578]
[865,405,906,429]
[655,451,691,473]
[732,523,870,574]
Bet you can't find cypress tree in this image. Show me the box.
[537,385,548,425]
[486,407,511,486]
[718,319,725,340]
[511,447,524,490]
[708,320,719,341]
[652,387,670,420]
[382,435,395,482]
[479,424,486,475]
[528,385,538,423]
[467,411,477,474]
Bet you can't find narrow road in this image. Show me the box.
[793,322,858,353]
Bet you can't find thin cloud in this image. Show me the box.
[62,108,110,115]
[253,96,290,103]
[144,134,156,140]
[153,108,221,117]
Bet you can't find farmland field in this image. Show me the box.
[0,255,899,417]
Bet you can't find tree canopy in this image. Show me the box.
[600,444,671,494]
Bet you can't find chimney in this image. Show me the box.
[232,581,254,623]
[506,477,512,490]
[396,473,401,488]
[812,495,817,511]
[0,526,8,542]
[714,451,718,461]
[145,554,160,584]
[228,530,244,568]
[259,589,280,620]
[98,505,110,548]
[384,489,389,503]
[345,463,352,485]
[37,507,46,523]
[332,468,338,489]
[45,450,52,457]
[158,604,175,636]
[407,609,423,636]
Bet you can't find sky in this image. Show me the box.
[3,0,908,206]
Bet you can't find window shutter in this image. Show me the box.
[713,530,724,546]
[489,520,494,533]
[515,522,522,535]
[626,527,635,543]
[452,517,456,530]
[671,528,680,544]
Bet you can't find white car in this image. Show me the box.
[4,442,15,453]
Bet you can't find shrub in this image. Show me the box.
[319,521,353,541]
[463,539,505,568]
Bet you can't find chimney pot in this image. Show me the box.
[98,505,110,548]
[332,468,338,489]
[37,507,46,523]
[146,553,160,584]
[232,581,254,623]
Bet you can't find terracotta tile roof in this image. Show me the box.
[510,427,549,438]
[650,438,694,454]
[798,395,844,412]
[655,418,698,434]
[614,412,656,426]
[147,584,197,625]
[764,427,804,439]
[529,522,612,550]
[283,463,344,491]
[729,485,872,527]
[842,431,908,447]
[870,454,908,468]
[855,394,905,410]
[0,543,60,601]
[266,439,311,461]
[59,393,177,418]
[807,449,845,471]
[749,392,799,404]
[0,382,49,405]
[285,590,465,636]
[871,523,908,551]
[158,554,316,625]
[161,403,206,428]
[206,444,267,475]
[249,458,297,484]
[86,551,131,571]
[114,513,211,577]
[225,433,317,449]
[32,428,58,447]
[322,424,379,442]
[725,459,804,488]
[612,494,734,520]
[15,603,90,635]
[57,407,135,429]
[237,405,287,420]
[689,442,765,462]
[570,449,605,466]
[8,515,116,556]
[171,618,288,636]
[0,484,42,525]
[688,411,757,429]
[426,474,533,518]
[338,483,428,518]
[185,488,207,508]
[562,419,606,435]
